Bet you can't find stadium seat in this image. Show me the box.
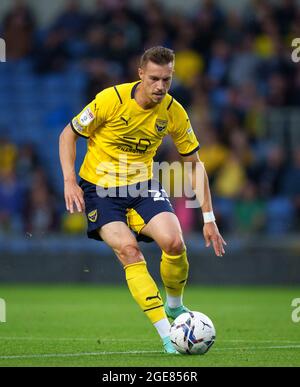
[266,197,295,234]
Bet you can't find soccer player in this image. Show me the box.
[59,46,226,354]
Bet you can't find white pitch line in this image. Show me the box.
[214,345,300,351]
[0,336,152,342]
[219,340,300,345]
[0,345,300,361]
[0,350,162,360]
[0,337,300,344]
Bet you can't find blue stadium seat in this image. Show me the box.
[266,197,295,234]
[14,75,39,91]
[41,74,68,92]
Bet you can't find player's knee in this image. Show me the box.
[118,244,144,265]
[161,235,186,256]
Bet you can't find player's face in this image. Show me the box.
[138,61,174,104]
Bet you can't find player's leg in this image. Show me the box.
[99,221,177,353]
[140,212,190,320]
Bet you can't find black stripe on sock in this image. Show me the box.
[143,304,164,313]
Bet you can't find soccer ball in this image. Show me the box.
[170,311,216,355]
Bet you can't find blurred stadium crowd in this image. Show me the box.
[0,0,300,237]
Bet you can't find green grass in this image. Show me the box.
[0,285,299,366]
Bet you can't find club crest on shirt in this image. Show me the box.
[155,119,168,133]
[88,209,98,222]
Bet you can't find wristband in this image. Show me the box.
[203,211,216,223]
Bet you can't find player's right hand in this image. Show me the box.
[64,180,85,213]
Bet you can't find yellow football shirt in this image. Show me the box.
[71,81,200,187]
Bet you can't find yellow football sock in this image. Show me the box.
[124,261,166,324]
[160,249,189,297]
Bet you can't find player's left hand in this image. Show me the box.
[203,222,226,257]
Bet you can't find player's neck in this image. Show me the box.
[134,83,157,110]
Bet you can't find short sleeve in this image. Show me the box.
[170,102,200,156]
[70,88,113,138]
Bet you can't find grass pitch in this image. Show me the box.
[0,285,299,367]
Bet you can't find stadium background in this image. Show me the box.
[0,0,300,368]
[0,0,299,285]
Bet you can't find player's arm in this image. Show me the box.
[59,123,85,213]
[183,151,226,257]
